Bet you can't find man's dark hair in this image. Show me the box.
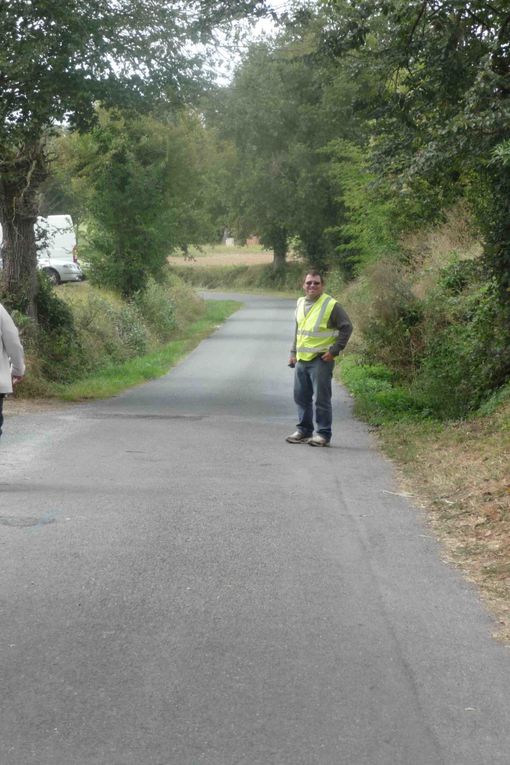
[305,269,324,283]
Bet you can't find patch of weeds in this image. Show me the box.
[452,542,488,558]
[133,277,176,341]
[482,561,510,579]
[338,354,433,425]
[475,382,510,419]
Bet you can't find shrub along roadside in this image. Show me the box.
[337,253,510,421]
[337,354,433,425]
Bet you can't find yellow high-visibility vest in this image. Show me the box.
[296,293,338,361]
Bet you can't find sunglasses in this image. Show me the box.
[305,280,321,286]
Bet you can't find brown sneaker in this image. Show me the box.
[308,435,330,447]
[285,431,311,444]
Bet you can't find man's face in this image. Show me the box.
[303,274,324,300]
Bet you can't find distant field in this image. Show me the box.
[167,244,273,267]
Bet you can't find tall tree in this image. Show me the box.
[0,0,266,313]
[58,109,226,296]
[222,43,298,268]
[218,9,373,272]
[322,0,510,298]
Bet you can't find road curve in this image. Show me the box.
[1,292,510,765]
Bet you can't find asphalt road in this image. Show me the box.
[1,293,510,765]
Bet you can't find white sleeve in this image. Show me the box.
[0,306,25,377]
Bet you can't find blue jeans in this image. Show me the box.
[294,356,334,441]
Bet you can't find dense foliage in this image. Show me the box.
[49,110,224,296]
[0,0,266,311]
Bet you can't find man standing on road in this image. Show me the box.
[286,270,352,447]
[0,302,25,438]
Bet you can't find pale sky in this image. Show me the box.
[207,0,299,83]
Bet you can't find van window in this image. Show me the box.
[36,215,76,262]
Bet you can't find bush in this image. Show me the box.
[134,277,176,341]
[344,259,423,376]
[437,257,484,294]
[114,302,150,355]
[162,270,207,328]
[414,275,510,417]
[35,271,75,334]
[34,273,86,383]
[336,248,510,420]
[339,355,432,424]
[68,291,149,364]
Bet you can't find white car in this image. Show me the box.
[35,215,84,284]
[37,257,84,285]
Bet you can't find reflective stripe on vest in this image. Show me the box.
[295,293,338,361]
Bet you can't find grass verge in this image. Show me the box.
[52,299,241,401]
[338,354,510,641]
[338,354,433,424]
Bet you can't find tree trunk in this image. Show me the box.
[272,227,287,271]
[0,143,47,316]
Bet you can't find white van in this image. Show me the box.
[35,215,83,284]
[0,215,83,285]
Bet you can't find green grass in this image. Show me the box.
[52,299,241,401]
[338,353,435,425]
